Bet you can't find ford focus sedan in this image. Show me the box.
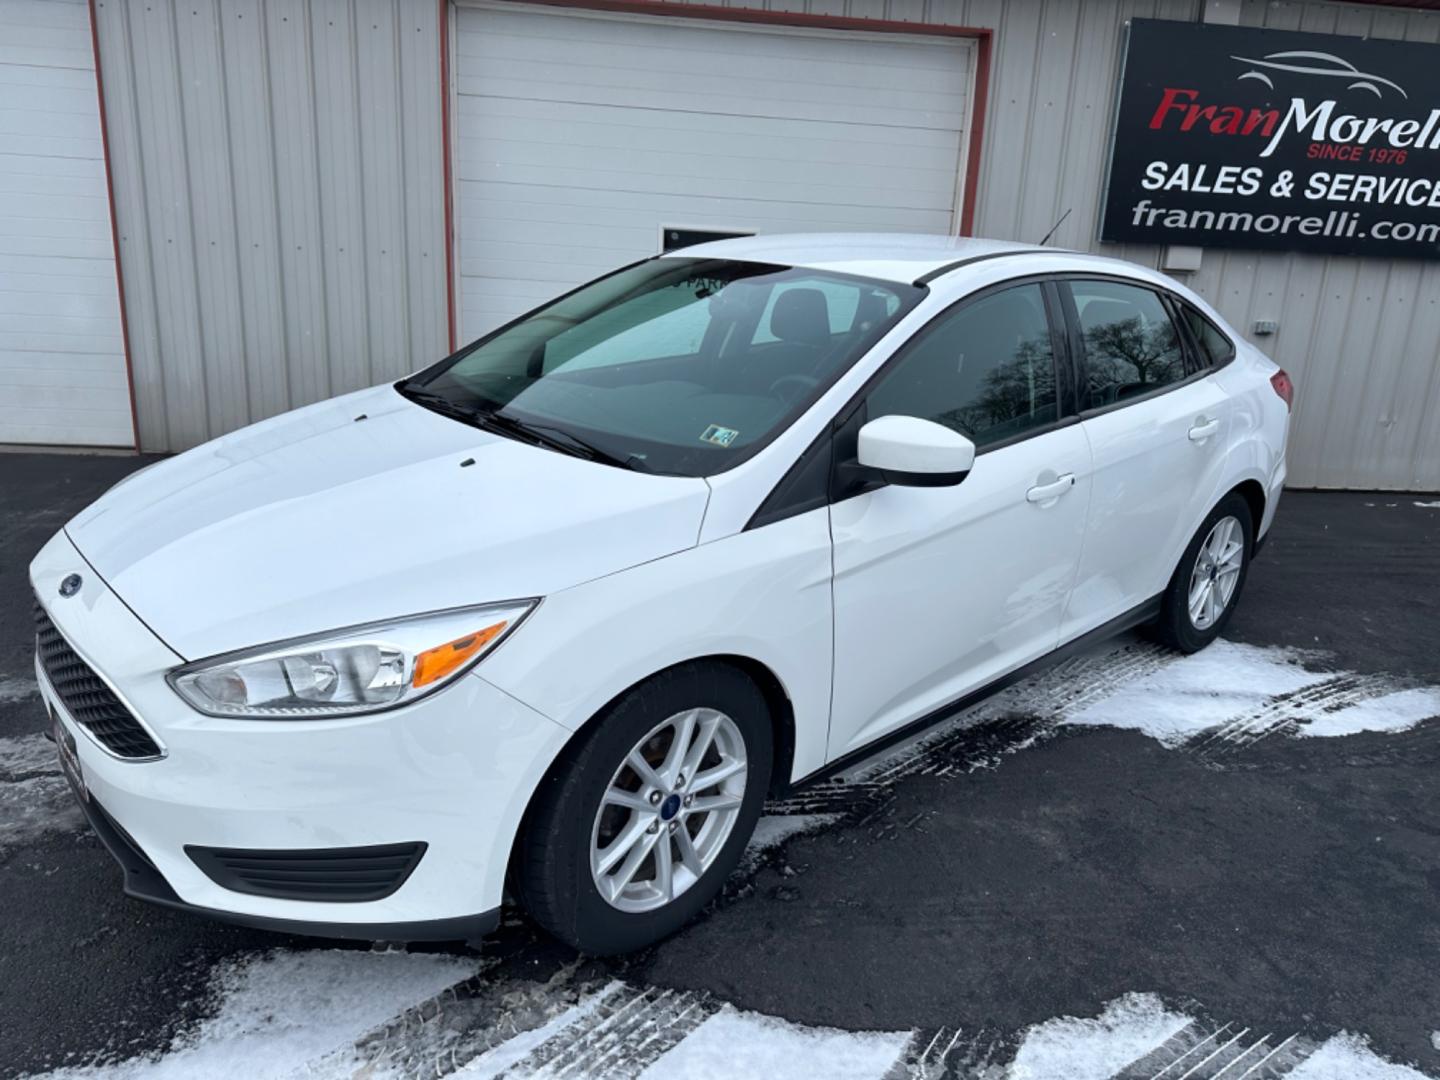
[31,234,1291,954]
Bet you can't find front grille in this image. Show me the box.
[186,842,427,902]
[34,599,163,760]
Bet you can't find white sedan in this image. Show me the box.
[31,234,1291,954]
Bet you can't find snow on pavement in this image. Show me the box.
[0,675,39,703]
[36,950,479,1080]
[1288,1033,1432,1080]
[0,733,84,852]
[1063,640,1440,747]
[634,1006,910,1080]
[1006,993,1192,1079]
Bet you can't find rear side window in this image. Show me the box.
[1069,280,1186,410]
[1177,303,1236,368]
[865,282,1059,447]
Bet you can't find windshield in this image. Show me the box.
[401,258,924,477]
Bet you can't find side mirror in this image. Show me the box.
[857,415,975,487]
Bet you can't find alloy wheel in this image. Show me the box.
[589,707,748,913]
[1188,515,1245,630]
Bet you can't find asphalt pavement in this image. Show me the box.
[1,451,1438,1078]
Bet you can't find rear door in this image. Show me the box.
[1058,278,1232,642]
[827,280,1092,759]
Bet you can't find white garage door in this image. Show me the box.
[0,0,131,447]
[453,2,975,338]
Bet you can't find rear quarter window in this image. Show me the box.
[1178,303,1236,368]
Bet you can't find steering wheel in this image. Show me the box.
[769,374,820,407]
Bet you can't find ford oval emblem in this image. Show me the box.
[58,574,82,598]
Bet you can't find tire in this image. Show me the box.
[1152,492,1254,654]
[513,661,773,955]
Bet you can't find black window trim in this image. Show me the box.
[1056,272,1226,422]
[1170,295,1238,373]
[745,271,1082,529]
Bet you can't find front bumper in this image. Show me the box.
[31,529,572,940]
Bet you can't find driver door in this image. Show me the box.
[827,281,1092,759]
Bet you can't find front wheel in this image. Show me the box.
[514,662,772,954]
[1153,492,1254,653]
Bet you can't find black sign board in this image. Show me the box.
[1101,19,1440,259]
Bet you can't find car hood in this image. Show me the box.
[65,385,711,660]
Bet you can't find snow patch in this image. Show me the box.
[1007,992,1192,1080]
[1412,500,1440,509]
[1297,686,1440,738]
[1289,1032,1431,1079]
[1064,641,1328,745]
[38,949,478,1080]
[0,733,61,778]
[1063,641,1438,746]
[0,775,84,850]
[0,677,39,704]
[635,1005,908,1080]
[748,813,841,853]
[452,991,608,1079]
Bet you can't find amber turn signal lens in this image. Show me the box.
[412,622,508,688]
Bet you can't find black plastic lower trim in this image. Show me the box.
[76,795,498,943]
[790,593,1163,790]
[185,841,427,902]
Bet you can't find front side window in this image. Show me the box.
[865,283,1059,448]
[1069,280,1187,410]
[403,258,922,477]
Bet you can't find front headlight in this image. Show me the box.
[168,600,537,718]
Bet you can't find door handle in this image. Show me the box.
[1026,474,1075,504]
[1188,417,1221,442]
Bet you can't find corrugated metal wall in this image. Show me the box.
[662,0,1440,490]
[87,0,1440,486]
[91,0,449,452]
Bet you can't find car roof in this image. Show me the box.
[663,233,1047,286]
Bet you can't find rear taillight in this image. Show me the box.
[1270,369,1294,411]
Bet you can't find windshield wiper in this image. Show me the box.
[476,411,645,471]
[396,382,490,425]
[397,382,643,471]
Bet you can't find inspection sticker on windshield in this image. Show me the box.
[700,424,739,447]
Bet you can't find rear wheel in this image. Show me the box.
[1153,492,1253,653]
[514,662,772,954]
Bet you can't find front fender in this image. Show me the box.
[478,508,835,784]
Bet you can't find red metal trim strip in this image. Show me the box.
[502,0,993,238]
[959,30,992,237]
[87,0,142,452]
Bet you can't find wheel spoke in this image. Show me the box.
[595,815,652,877]
[608,827,660,898]
[674,826,705,878]
[1189,579,1211,622]
[688,792,742,815]
[603,787,652,812]
[653,834,674,901]
[626,749,665,791]
[660,708,699,785]
[1204,584,1219,625]
[679,713,722,783]
[688,757,745,793]
[1188,575,1209,616]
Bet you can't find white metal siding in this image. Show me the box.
[90,0,449,452]
[0,0,130,447]
[452,2,976,337]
